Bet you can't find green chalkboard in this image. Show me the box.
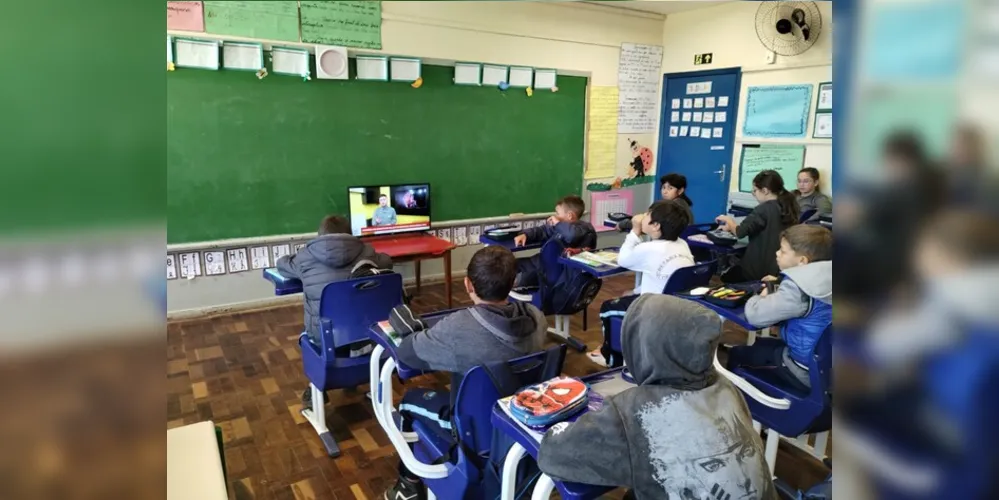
[738,144,806,192]
[167,61,586,243]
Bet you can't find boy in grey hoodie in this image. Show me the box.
[383,245,547,500]
[538,295,776,500]
[729,224,833,391]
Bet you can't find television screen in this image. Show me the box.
[347,183,431,236]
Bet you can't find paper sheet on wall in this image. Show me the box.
[168,2,205,32]
[742,84,814,138]
[585,86,620,179]
[301,1,383,50]
[739,145,806,192]
[203,1,300,42]
[617,43,663,133]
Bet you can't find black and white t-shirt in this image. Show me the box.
[618,232,695,295]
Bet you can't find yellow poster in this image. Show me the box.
[584,86,619,179]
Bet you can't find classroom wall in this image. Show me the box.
[658,1,834,196]
[166,1,662,315]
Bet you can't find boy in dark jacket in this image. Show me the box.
[276,214,393,345]
[538,295,776,500]
[513,195,597,287]
[383,246,547,500]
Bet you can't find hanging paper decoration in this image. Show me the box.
[303,70,311,82]
[168,62,176,72]
[526,87,533,97]
[551,86,559,93]
[498,81,510,91]
[256,68,268,79]
[411,77,423,89]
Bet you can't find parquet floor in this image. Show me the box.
[166,275,828,500]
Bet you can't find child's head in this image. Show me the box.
[776,225,833,271]
[554,195,585,222]
[319,215,351,235]
[916,209,999,280]
[882,131,930,182]
[796,168,821,196]
[753,170,800,226]
[378,194,389,207]
[643,200,688,241]
[465,246,517,304]
[659,173,688,201]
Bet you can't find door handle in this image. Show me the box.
[715,165,727,182]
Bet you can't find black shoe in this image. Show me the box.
[301,389,330,411]
[383,475,424,500]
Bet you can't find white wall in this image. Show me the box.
[659,1,834,194]
[166,1,661,315]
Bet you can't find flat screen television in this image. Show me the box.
[347,183,431,236]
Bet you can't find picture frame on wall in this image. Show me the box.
[813,112,832,139]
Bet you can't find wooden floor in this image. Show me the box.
[167,275,829,500]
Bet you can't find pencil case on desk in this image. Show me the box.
[509,376,588,429]
[701,285,756,308]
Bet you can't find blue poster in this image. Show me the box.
[742,84,813,138]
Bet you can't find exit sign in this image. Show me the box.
[694,53,714,65]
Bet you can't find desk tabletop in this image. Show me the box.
[559,248,630,278]
[262,268,303,295]
[479,234,542,252]
[167,421,228,500]
[366,309,455,380]
[367,233,456,258]
[681,295,755,331]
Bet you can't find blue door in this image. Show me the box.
[655,68,742,224]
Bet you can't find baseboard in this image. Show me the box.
[167,270,467,322]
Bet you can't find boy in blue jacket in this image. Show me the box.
[727,224,832,391]
[513,195,597,287]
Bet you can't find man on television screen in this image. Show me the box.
[373,194,397,226]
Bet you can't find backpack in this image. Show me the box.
[536,240,603,315]
[350,260,411,304]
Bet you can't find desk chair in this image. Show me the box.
[510,240,601,352]
[300,273,404,457]
[714,327,833,475]
[606,260,718,364]
[840,329,999,500]
[373,346,567,500]
[799,209,817,223]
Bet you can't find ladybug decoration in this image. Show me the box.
[627,139,654,179]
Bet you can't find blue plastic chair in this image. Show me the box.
[377,346,567,500]
[300,273,405,457]
[607,260,718,360]
[717,326,833,474]
[510,240,601,352]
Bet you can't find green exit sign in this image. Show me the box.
[694,53,714,65]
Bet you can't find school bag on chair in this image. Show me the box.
[350,259,412,304]
[536,240,602,316]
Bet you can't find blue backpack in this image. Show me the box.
[536,240,602,315]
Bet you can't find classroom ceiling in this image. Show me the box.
[587,1,731,16]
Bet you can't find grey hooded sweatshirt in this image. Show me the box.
[538,295,776,500]
[276,233,392,342]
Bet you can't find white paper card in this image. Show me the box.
[718,96,730,107]
[715,111,727,123]
[250,246,270,270]
[690,126,701,136]
[682,111,692,122]
[815,113,832,138]
[700,128,712,139]
[272,48,310,76]
[357,56,389,80]
[509,66,534,87]
[439,228,452,243]
[205,251,226,276]
[818,85,833,109]
[227,249,248,273]
[468,225,482,244]
[166,254,177,280]
[680,125,689,136]
[272,244,291,261]
[705,97,716,108]
[390,58,421,82]
[703,112,714,123]
[453,226,468,246]
[671,98,680,109]
[179,252,202,278]
[174,39,220,70]
[223,42,262,71]
[683,98,693,108]
[482,65,508,86]
[713,127,724,138]
[694,98,704,108]
[692,112,703,122]
[686,81,713,94]
[533,69,557,90]
[454,63,481,85]
[293,243,305,254]
[669,126,679,137]
[670,111,680,122]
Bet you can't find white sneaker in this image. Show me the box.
[586,349,608,367]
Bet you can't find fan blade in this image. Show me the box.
[801,24,811,41]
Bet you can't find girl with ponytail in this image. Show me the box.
[715,170,800,282]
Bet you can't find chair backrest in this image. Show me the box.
[662,259,718,294]
[453,346,567,457]
[799,209,817,223]
[318,273,404,349]
[807,325,834,397]
[536,239,567,289]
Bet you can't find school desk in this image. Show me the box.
[262,233,458,308]
[479,234,544,252]
[558,248,630,278]
[167,421,228,500]
[491,368,636,500]
[680,293,768,344]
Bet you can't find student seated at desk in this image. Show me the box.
[727,224,832,392]
[276,214,392,363]
[383,245,547,500]
[794,167,832,222]
[590,200,694,367]
[512,195,597,287]
[715,169,800,283]
[538,295,776,500]
[616,173,694,233]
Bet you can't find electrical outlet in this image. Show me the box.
[765,51,777,64]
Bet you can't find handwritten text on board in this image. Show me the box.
[167,1,205,32]
[203,1,300,42]
[739,145,806,192]
[617,43,663,134]
[300,1,382,50]
[585,86,620,179]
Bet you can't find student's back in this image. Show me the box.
[276,215,392,342]
[740,199,792,280]
[539,295,775,500]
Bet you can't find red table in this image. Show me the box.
[368,233,458,308]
